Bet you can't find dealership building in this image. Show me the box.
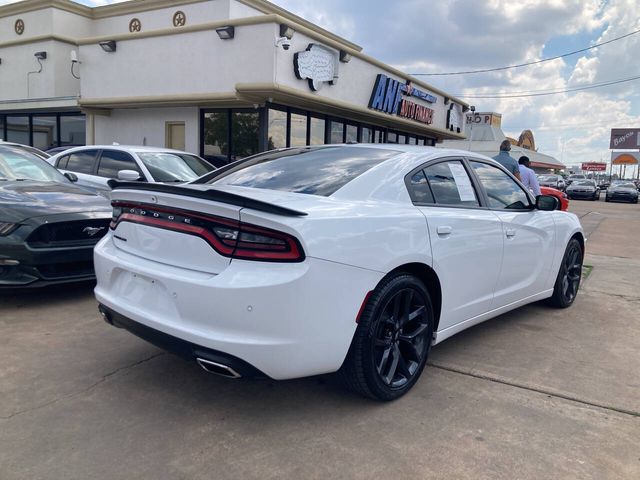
[0,0,468,163]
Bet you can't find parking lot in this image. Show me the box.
[1,197,639,480]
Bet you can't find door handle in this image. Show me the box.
[505,228,517,238]
[436,226,452,235]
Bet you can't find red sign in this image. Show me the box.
[581,162,607,171]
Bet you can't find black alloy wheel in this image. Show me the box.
[549,238,583,308]
[340,273,434,401]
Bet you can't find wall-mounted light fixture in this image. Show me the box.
[34,51,47,60]
[99,40,117,52]
[215,26,235,39]
[339,50,351,63]
[279,24,295,39]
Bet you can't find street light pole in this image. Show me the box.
[467,105,475,152]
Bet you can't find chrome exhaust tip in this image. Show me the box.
[196,358,242,379]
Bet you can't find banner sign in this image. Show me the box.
[581,162,607,171]
[368,74,436,125]
[609,128,640,149]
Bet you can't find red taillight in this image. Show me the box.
[110,202,305,262]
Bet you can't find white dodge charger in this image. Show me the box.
[94,145,584,400]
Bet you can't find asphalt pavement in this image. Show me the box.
[1,195,639,480]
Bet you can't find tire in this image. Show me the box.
[548,238,583,308]
[339,273,434,401]
[605,197,610,202]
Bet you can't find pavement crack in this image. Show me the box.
[428,362,640,418]
[0,352,165,420]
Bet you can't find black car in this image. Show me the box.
[0,144,111,289]
[605,182,639,203]
[566,180,599,201]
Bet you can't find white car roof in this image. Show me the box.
[50,145,198,156]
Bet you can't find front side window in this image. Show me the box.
[422,160,479,207]
[65,150,99,174]
[206,146,400,196]
[97,150,141,178]
[471,161,531,210]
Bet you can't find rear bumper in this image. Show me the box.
[98,304,267,378]
[94,235,382,380]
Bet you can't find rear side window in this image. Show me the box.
[422,160,479,207]
[207,146,401,196]
[65,150,99,175]
[97,150,141,178]
[407,170,434,204]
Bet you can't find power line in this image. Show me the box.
[409,27,640,76]
[454,74,640,98]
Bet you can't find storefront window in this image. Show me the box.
[309,116,325,145]
[330,120,344,144]
[60,115,86,146]
[203,112,229,165]
[361,126,374,143]
[231,111,260,160]
[290,112,307,147]
[267,109,287,150]
[32,116,57,150]
[345,124,357,143]
[398,134,406,144]
[387,132,398,144]
[408,136,417,145]
[6,116,29,144]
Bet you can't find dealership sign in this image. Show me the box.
[609,128,640,149]
[581,162,607,171]
[368,74,436,124]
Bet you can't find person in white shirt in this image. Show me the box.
[518,156,541,196]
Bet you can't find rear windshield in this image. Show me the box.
[203,146,400,196]
[137,152,215,182]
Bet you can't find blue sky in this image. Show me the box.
[3,0,639,172]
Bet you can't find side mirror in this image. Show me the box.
[117,169,142,181]
[63,172,78,183]
[536,194,559,211]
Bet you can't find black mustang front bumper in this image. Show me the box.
[0,213,110,289]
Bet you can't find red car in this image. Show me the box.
[540,186,569,211]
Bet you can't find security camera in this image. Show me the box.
[275,36,291,50]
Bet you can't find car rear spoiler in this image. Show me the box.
[107,180,308,217]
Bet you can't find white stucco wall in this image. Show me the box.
[78,23,275,99]
[90,0,233,36]
[0,8,53,44]
[94,107,199,153]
